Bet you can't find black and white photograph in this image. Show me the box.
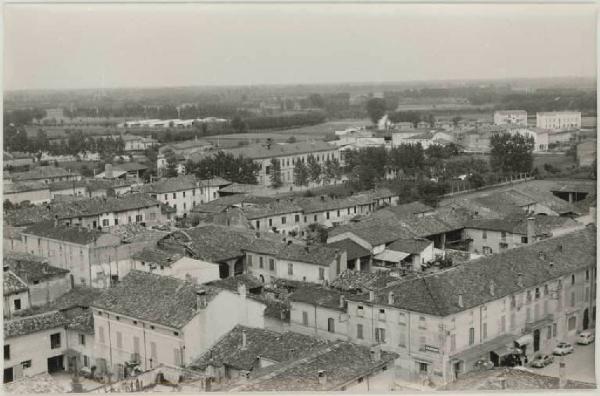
[1,1,598,393]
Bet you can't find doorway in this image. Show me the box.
[583,308,589,330]
[453,362,461,379]
[3,368,13,384]
[47,355,64,373]
[533,329,540,353]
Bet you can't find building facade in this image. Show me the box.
[493,111,528,126]
[536,112,582,131]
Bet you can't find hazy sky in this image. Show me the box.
[3,3,597,91]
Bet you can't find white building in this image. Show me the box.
[536,111,581,131]
[494,110,528,126]
[91,271,266,379]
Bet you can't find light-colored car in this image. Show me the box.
[576,330,595,345]
[552,342,574,356]
[530,354,554,368]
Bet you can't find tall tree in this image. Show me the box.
[365,98,387,124]
[490,132,534,174]
[164,149,179,177]
[307,155,322,184]
[293,160,309,187]
[270,158,283,188]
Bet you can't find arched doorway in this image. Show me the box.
[583,308,589,330]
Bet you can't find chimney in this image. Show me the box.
[489,280,496,296]
[241,330,247,350]
[517,273,524,288]
[458,294,464,308]
[370,345,381,362]
[196,290,207,310]
[317,370,327,385]
[105,163,113,179]
[388,291,395,305]
[559,361,567,389]
[339,295,345,309]
[369,290,375,302]
[526,217,535,243]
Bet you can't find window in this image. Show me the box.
[535,288,540,299]
[526,307,531,322]
[21,360,31,369]
[419,363,428,373]
[521,236,528,244]
[547,326,552,340]
[570,291,575,307]
[4,345,9,360]
[247,255,253,267]
[150,342,157,360]
[269,259,275,271]
[500,315,506,332]
[259,257,264,269]
[357,305,364,317]
[314,215,318,222]
[302,311,309,326]
[136,214,143,222]
[586,270,590,281]
[116,331,123,349]
[288,263,293,275]
[450,334,456,351]
[268,219,272,227]
[79,334,85,346]
[295,215,300,223]
[553,323,557,337]
[255,220,260,230]
[326,212,330,220]
[398,324,406,347]
[544,284,549,296]
[526,290,532,302]
[501,231,506,240]
[482,323,488,339]
[13,299,21,311]
[50,333,61,349]
[337,210,340,217]
[83,356,89,367]
[164,194,168,200]
[482,230,487,239]
[98,326,105,344]
[482,246,492,255]
[571,274,575,285]
[336,257,341,275]
[357,324,364,339]
[375,328,386,343]
[281,217,287,225]
[114,218,119,226]
[327,318,335,333]
[172,193,176,199]
[468,328,475,345]
[319,267,325,281]
[102,219,109,227]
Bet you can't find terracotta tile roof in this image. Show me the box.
[466,215,581,236]
[108,224,168,244]
[4,311,66,338]
[3,271,28,296]
[131,247,183,267]
[141,175,198,194]
[441,367,596,390]
[349,226,596,316]
[4,193,160,226]
[10,166,80,182]
[328,218,417,246]
[190,325,330,371]
[289,286,349,311]
[5,256,69,283]
[549,179,596,194]
[48,178,134,192]
[386,201,434,217]
[327,239,370,261]
[242,200,303,220]
[329,270,400,292]
[199,176,231,187]
[243,239,285,256]
[22,221,107,245]
[3,181,49,194]
[114,162,148,172]
[277,244,340,266]
[218,183,265,194]
[206,274,264,293]
[12,287,104,317]
[235,341,398,392]
[191,194,275,214]
[62,307,94,334]
[92,270,217,328]
[387,238,433,254]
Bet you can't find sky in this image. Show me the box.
[3,3,597,91]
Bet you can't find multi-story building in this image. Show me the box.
[91,271,265,379]
[131,247,220,284]
[493,110,528,126]
[9,166,82,184]
[464,216,584,255]
[3,270,30,319]
[291,227,596,386]
[244,240,347,285]
[3,181,52,205]
[121,134,157,152]
[142,175,230,217]
[536,111,582,131]
[3,152,35,169]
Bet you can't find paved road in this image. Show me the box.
[535,342,596,384]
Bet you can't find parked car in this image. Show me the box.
[530,354,554,368]
[576,330,595,345]
[552,342,574,355]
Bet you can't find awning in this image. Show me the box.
[515,334,534,346]
[374,249,410,263]
[450,333,518,363]
[492,345,521,357]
